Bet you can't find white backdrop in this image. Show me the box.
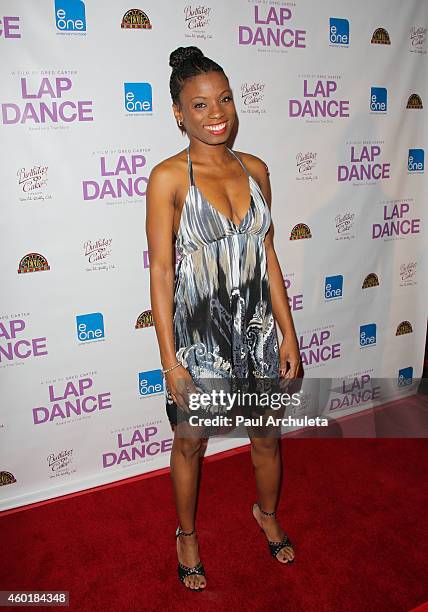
[1,0,427,511]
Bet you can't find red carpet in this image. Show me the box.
[1,438,427,611]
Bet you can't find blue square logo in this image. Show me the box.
[370,87,387,112]
[408,149,424,173]
[360,323,376,347]
[398,366,413,387]
[76,312,104,342]
[329,18,349,45]
[124,82,152,113]
[55,0,86,31]
[325,275,343,300]
[139,369,164,396]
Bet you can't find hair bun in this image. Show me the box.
[169,46,204,69]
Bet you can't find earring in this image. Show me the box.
[178,119,184,127]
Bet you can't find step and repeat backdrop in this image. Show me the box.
[1,0,427,511]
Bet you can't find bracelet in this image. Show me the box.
[162,361,182,376]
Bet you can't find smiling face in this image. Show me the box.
[172,70,236,144]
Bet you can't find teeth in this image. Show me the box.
[205,122,226,132]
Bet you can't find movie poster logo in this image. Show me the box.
[83,238,114,272]
[398,366,413,387]
[135,310,154,328]
[409,26,427,54]
[238,5,306,52]
[329,17,349,47]
[408,149,424,173]
[372,200,421,242]
[0,471,17,486]
[47,449,76,478]
[289,75,349,122]
[328,374,380,412]
[296,152,318,181]
[18,253,50,273]
[396,321,413,336]
[299,326,340,369]
[240,82,266,115]
[370,87,387,113]
[289,223,312,240]
[335,211,355,241]
[371,27,390,45]
[399,261,417,287]
[338,142,390,184]
[406,93,423,109]
[360,323,376,348]
[362,273,379,290]
[76,312,105,343]
[1,71,93,129]
[283,273,303,313]
[55,0,86,35]
[184,5,212,40]
[324,275,343,301]
[16,165,52,202]
[0,15,21,38]
[124,82,153,115]
[121,9,152,29]
[103,425,173,468]
[83,148,150,205]
[0,314,48,369]
[34,372,111,426]
[138,369,164,398]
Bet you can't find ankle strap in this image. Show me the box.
[176,526,195,538]
[257,502,276,517]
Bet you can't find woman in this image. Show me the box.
[146,46,300,591]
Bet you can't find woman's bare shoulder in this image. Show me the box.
[234,150,270,179]
[149,148,187,181]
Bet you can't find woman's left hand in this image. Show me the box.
[279,334,301,379]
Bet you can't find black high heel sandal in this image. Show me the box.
[175,526,206,590]
[253,502,295,563]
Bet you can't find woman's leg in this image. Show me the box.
[248,433,295,562]
[170,419,207,589]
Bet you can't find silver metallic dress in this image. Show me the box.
[165,146,280,426]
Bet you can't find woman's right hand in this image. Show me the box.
[165,364,199,413]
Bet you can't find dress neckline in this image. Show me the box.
[186,146,254,230]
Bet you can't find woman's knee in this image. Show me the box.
[174,436,203,458]
[250,436,279,454]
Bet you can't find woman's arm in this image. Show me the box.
[145,162,178,370]
[245,155,301,377]
[145,161,197,408]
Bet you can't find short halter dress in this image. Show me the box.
[165,145,280,426]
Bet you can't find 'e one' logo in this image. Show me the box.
[398,366,413,387]
[124,82,153,113]
[55,0,86,31]
[76,312,104,342]
[360,323,376,347]
[408,149,424,173]
[139,369,164,396]
[325,274,343,300]
[370,87,387,112]
[329,18,349,45]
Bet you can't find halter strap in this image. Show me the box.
[186,146,195,187]
[227,147,250,176]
